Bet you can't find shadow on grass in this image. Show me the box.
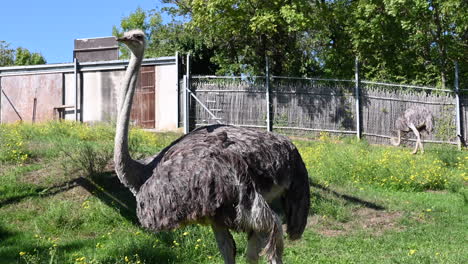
[310,181,385,211]
[102,240,177,264]
[0,171,138,222]
[0,181,77,208]
[80,172,139,224]
[0,224,54,264]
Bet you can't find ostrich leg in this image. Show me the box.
[212,225,236,264]
[408,123,422,154]
[246,227,284,264]
[246,231,262,264]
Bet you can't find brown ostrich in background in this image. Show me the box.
[390,106,434,154]
[113,29,310,264]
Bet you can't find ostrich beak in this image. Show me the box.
[116,36,129,43]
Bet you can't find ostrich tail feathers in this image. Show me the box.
[426,115,434,132]
[283,150,310,240]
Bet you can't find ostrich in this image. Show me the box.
[390,105,433,154]
[114,29,310,264]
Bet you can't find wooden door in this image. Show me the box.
[130,66,155,128]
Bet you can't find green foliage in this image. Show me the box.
[0,40,14,66]
[127,0,467,86]
[60,142,113,177]
[434,106,457,141]
[0,41,46,66]
[14,47,46,66]
[113,7,218,74]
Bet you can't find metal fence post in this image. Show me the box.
[454,61,462,150]
[74,58,79,121]
[175,51,180,128]
[184,54,191,134]
[0,75,2,124]
[355,57,361,139]
[265,56,272,132]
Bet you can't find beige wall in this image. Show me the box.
[63,64,178,130]
[1,58,179,131]
[1,73,62,123]
[155,64,178,131]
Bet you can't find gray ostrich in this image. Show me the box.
[114,30,310,264]
[390,105,433,154]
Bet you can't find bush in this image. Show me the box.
[60,142,113,177]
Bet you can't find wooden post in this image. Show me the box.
[355,57,361,139]
[265,56,272,132]
[454,61,462,150]
[184,54,190,134]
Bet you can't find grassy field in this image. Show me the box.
[0,122,467,264]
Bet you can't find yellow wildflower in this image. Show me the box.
[408,249,417,256]
[19,252,26,256]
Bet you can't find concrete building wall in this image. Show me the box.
[0,57,179,131]
[64,70,124,123]
[155,64,178,131]
[0,73,63,123]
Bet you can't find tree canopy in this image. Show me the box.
[0,41,46,67]
[115,0,467,88]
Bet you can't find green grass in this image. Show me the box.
[0,122,466,263]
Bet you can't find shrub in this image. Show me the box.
[61,142,113,177]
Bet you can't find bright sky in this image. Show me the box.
[0,0,164,64]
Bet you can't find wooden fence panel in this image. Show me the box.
[188,76,465,148]
[361,84,456,145]
[192,77,267,128]
[271,78,356,135]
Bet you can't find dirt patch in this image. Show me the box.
[308,208,404,237]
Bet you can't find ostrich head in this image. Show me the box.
[116,29,146,56]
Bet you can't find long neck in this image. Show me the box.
[114,51,145,196]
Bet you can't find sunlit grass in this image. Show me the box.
[0,122,466,263]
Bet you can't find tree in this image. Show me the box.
[0,41,15,66]
[14,47,46,66]
[163,0,317,76]
[350,0,467,88]
[120,1,465,85]
[0,41,46,66]
[113,7,218,74]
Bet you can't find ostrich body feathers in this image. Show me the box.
[395,105,433,133]
[136,124,310,239]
